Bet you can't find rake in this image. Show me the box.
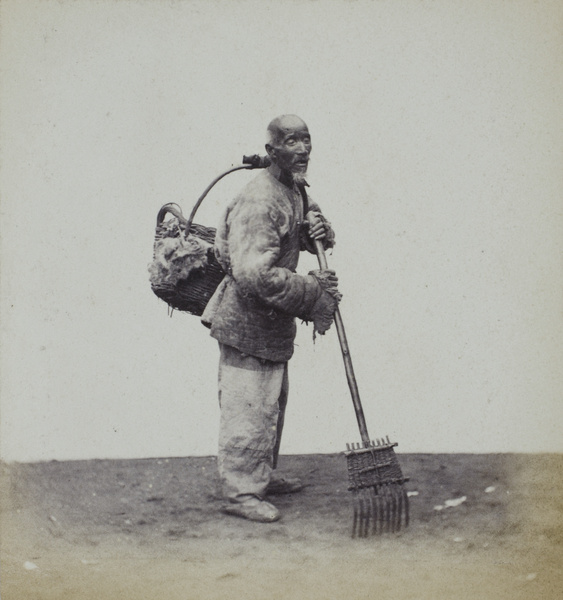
[313,238,410,537]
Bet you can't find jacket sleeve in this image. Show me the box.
[226,198,322,318]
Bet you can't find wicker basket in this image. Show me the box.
[149,157,269,315]
[149,203,225,316]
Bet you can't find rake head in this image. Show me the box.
[345,437,409,537]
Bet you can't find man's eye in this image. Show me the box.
[286,138,296,146]
[303,137,311,144]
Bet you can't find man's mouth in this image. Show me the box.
[293,159,309,169]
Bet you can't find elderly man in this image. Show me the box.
[201,115,340,522]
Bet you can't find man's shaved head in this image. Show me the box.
[267,114,309,146]
[265,115,311,182]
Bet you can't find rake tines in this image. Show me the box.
[346,438,409,537]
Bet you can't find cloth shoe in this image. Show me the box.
[222,495,281,523]
[266,476,304,495]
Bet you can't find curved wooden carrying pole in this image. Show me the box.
[184,165,250,232]
[313,239,371,446]
[156,154,271,230]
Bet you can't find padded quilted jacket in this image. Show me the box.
[201,165,334,362]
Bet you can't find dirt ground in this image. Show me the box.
[1,453,562,600]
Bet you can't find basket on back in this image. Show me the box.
[149,203,225,316]
[148,155,270,315]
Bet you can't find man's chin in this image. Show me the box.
[292,170,308,184]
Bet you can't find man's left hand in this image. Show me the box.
[305,211,330,240]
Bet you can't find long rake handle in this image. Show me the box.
[314,239,371,446]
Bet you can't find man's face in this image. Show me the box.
[267,118,312,177]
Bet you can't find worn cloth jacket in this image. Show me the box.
[201,165,334,362]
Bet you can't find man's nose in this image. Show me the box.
[295,140,309,154]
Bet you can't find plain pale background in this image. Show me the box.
[1,0,561,462]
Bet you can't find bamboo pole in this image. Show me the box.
[313,239,371,446]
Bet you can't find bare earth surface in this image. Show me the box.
[1,453,562,600]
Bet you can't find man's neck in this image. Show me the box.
[268,163,308,189]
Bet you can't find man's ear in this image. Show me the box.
[265,143,275,158]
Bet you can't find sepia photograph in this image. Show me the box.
[1,1,562,598]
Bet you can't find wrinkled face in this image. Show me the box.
[266,116,312,176]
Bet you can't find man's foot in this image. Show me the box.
[222,496,281,523]
[267,476,304,495]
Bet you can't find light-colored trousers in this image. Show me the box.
[217,343,288,501]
